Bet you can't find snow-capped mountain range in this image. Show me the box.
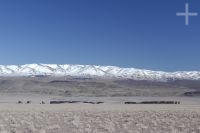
[0,64,200,81]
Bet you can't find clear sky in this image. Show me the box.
[0,0,200,71]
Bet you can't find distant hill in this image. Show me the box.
[0,76,199,97]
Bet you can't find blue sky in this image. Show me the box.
[0,0,200,71]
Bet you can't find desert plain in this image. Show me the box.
[0,77,199,133]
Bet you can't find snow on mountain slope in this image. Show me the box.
[0,64,200,81]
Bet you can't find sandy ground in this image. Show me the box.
[0,104,199,133]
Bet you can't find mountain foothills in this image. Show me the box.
[0,64,200,81]
[0,64,199,97]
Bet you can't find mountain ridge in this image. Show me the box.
[0,64,200,81]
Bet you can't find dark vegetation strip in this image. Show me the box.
[50,101,104,104]
[124,101,180,104]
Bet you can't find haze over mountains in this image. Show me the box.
[0,64,200,81]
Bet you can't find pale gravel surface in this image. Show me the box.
[0,104,199,133]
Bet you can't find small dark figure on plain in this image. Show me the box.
[18,101,23,104]
[27,101,31,104]
[41,101,45,104]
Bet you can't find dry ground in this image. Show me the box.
[0,77,200,132]
[0,104,199,133]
